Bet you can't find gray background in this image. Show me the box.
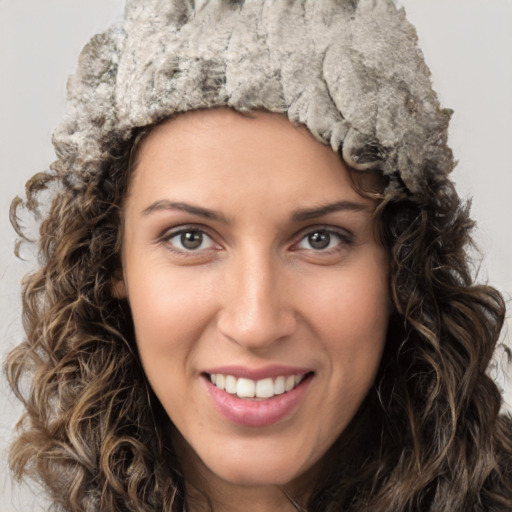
[1,1,511,510]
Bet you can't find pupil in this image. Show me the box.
[309,231,330,249]
[181,231,203,250]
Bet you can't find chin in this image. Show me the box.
[213,465,294,488]
[199,442,320,490]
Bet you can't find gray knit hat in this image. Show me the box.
[53,0,454,197]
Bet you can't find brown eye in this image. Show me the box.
[295,228,353,253]
[307,231,331,250]
[181,231,204,250]
[164,229,216,252]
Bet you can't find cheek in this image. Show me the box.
[124,264,221,426]
[125,260,218,366]
[308,263,389,345]
[303,256,389,393]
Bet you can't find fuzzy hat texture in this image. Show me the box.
[53,0,455,196]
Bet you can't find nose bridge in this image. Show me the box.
[217,246,295,348]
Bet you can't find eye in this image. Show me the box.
[295,228,351,252]
[163,228,217,252]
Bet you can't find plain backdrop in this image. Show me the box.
[1,1,511,510]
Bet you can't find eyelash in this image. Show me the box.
[159,225,353,256]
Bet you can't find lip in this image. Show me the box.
[202,367,313,427]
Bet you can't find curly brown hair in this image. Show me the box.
[5,121,512,511]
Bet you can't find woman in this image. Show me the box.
[5,1,512,511]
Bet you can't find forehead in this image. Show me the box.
[135,108,327,165]
[126,108,379,214]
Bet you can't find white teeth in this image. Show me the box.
[216,374,225,390]
[255,378,274,398]
[209,373,307,399]
[274,376,285,395]
[225,375,237,394]
[236,378,255,398]
[285,375,295,392]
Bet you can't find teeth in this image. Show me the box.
[209,373,307,399]
[237,378,255,398]
[225,375,237,394]
[255,378,274,398]
[274,376,285,395]
[216,374,225,390]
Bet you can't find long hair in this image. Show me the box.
[309,169,512,511]
[5,125,512,511]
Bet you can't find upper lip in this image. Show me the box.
[203,364,312,381]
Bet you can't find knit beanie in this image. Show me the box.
[53,0,454,197]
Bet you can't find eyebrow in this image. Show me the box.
[142,199,370,224]
[291,200,371,222]
[142,200,230,223]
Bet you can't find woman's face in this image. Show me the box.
[117,108,390,493]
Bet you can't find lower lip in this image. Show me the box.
[204,375,312,427]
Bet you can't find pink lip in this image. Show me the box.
[203,368,313,428]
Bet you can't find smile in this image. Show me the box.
[203,369,314,427]
[209,373,306,399]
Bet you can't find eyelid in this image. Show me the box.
[159,221,213,237]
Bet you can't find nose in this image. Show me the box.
[216,252,297,350]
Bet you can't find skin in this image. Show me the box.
[115,108,390,511]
